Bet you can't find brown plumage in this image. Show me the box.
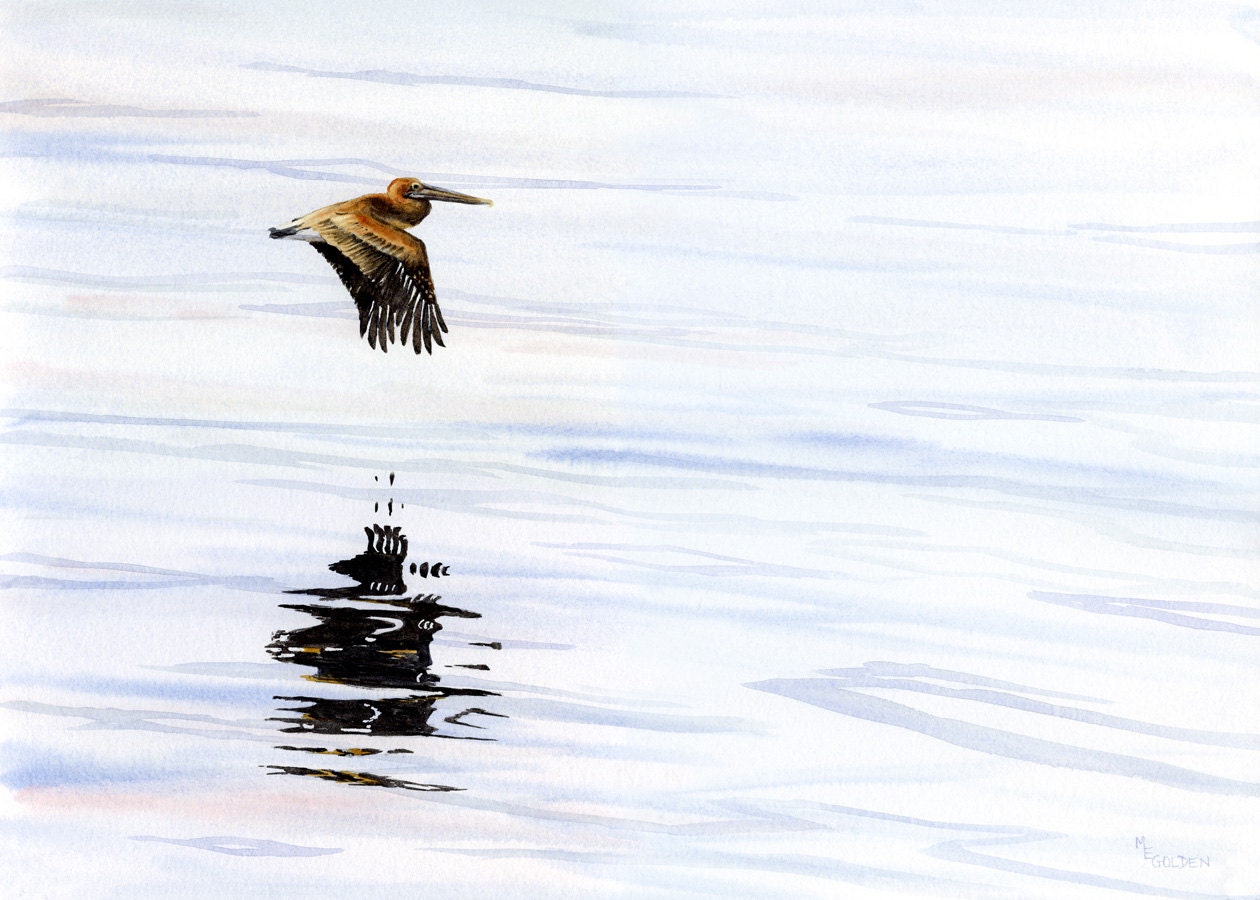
[270,177,491,354]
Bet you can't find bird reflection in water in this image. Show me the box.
[265,501,503,791]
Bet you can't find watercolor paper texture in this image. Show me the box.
[2,2,1257,897]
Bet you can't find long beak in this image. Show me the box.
[407,184,493,206]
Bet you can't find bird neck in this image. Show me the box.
[373,195,431,228]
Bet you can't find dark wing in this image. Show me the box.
[310,242,447,354]
[307,214,448,355]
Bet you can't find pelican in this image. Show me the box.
[270,178,492,354]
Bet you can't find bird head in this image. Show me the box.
[388,177,492,207]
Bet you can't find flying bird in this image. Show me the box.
[270,178,492,354]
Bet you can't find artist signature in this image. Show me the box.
[1135,837,1211,869]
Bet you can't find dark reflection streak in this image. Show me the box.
[268,513,504,790]
[264,765,461,792]
[325,524,407,595]
[275,745,386,757]
[271,692,496,739]
[446,708,508,729]
[268,594,495,719]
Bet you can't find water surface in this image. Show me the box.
[2,3,1257,897]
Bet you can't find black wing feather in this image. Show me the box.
[309,240,448,355]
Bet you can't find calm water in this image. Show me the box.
[2,3,1258,897]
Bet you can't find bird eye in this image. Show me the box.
[411,183,421,191]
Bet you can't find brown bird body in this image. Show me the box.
[270,178,491,354]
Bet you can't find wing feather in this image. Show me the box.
[306,216,448,355]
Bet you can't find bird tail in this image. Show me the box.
[270,224,323,243]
